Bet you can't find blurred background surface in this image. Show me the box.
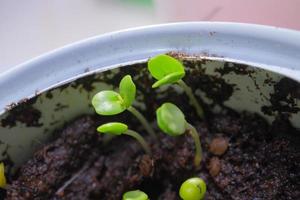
[1,0,299,73]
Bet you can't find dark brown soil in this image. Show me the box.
[5,109,300,200]
[2,57,300,199]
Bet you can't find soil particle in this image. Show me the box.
[1,104,42,128]
[207,157,221,177]
[210,113,242,136]
[158,186,178,200]
[4,103,18,112]
[3,58,300,199]
[69,75,100,92]
[184,64,235,104]
[6,116,100,199]
[139,155,154,177]
[215,62,254,76]
[262,77,300,115]
[213,138,300,200]
[54,103,69,112]
[6,110,299,200]
[45,91,53,99]
[209,136,228,156]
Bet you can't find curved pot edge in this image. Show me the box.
[0,22,300,115]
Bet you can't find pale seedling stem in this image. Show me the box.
[124,129,151,155]
[178,80,204,119]
[127,106,156,138]
[186,123,202,167]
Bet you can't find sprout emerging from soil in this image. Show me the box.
[148,54,204,119]
[0,162,6,189]
[156,103,202,167]
[179,177,207,200]
[98,122,151,155]
[123,190,149,200]
[92,75,155,138]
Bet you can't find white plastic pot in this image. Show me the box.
[0,22,299,169]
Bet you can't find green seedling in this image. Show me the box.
[0,163,39,192]
[98,122,151,155]
[156,103,202,167]
[123,190,149,200]
[179,177,207,200]
[92,75,155,138]
[0,162,6,189]
[0,162,36,192]
[148,54,204,119]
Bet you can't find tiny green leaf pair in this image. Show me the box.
[156,103,202,167]
[92,75,155,138]
[148,54,185,88]
[148,54,204,119]
[92,75,135,115]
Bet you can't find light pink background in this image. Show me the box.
[155,0,300,30]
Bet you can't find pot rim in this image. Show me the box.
[0,22,300,115]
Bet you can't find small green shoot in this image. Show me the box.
[0,162,6,189]
[92,75,156,138]
[98,122,151,155]
[123,190,149,200]
[179,177,207,200]
[156,103,202,167]
[148,54,204,119]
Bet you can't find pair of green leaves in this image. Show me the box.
[148,54,185,88]
[92,74,155,139]
[92,75,136,115]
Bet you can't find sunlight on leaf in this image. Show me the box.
[152,71,185,88]
[123,190,149,200]
[119,75,136,108]
[156,102,186,136]
[92,91,125,115]
[97,122,128,135]
[148,54,185,85]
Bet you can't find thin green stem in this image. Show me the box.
[178,80,204,119]
[124,130,151,155]
[127,106,156,138]
[186,123,202,167]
